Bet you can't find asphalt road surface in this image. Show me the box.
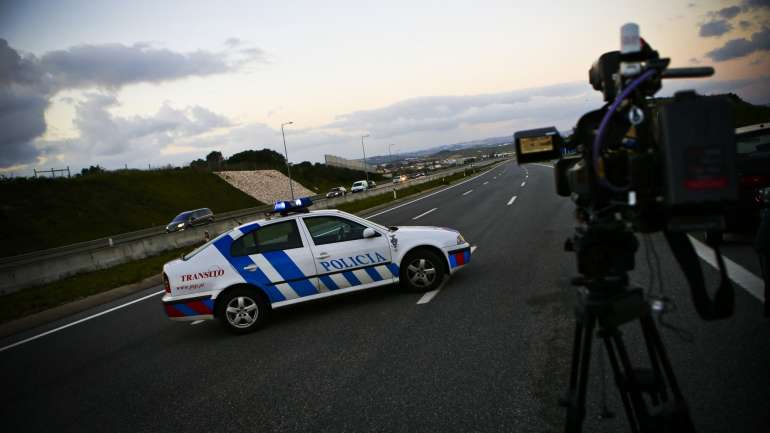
[1,161,768,433]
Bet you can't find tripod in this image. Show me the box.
[562,280,695,433]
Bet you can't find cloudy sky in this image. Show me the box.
[1,0,768,175]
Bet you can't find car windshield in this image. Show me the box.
[354,181,365,187]
[737,132,770,155]
[171,211,192,223]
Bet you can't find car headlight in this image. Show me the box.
[456,233,466,245]
[177,222,185,228]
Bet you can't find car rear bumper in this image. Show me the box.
[162,294,215,321]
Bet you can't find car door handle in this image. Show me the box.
[243,264,258,272]
[316,253,330,260]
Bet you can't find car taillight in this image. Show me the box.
[740,175,769,188]
[163,273,171,294]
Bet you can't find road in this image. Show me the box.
[1,161,768,433]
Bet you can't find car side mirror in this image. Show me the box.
[363,228,379,238]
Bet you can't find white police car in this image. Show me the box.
[161,198,472,333]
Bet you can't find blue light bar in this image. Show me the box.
[273,197,313,213]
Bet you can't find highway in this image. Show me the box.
[1,161,768,433]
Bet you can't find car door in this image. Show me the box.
[228,219,320,303]
[300,215,397,292]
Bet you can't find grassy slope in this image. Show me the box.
[0,169,261,257]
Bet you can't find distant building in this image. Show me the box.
[324,154,378,174]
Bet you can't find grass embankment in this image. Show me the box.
[0,164,496,325]
[0,169,261,257]
[0,246,189,325]
[339,165,490,214]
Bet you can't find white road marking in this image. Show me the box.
[483,181,489,185]
[462,189,473,196]
[366,161,506,219]
[520,182,526,187]
[416,288,441,304]
[413,208,437,220]
[532,163,554,168]
[190,320,205,326]
[507,196,518,206]
[688,236,765,302]
[471,246,478,254]
[0,290,165,353]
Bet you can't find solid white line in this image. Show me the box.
[688,236,765,302]
[483,181,489,185]
[413,208,437,220]
[520,182,526,187]
[462,189,473,196]
[507,196,517,206]
[416,289,441,304]
[366,161,506,219]
[0,290,165,353]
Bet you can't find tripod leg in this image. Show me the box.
[602,332,640,433]
[611,332,653,431]
[564,313,595,433]
[639,313,696,433]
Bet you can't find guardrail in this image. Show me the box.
[0,158,507,294]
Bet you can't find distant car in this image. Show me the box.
[707,123,770,243]
[351,180,368,193]
[326,187,347,198]
[367,180,377,188]
[166,208,214,233]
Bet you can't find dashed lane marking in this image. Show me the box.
[366,160,507,219]
[462,189,473,196]
[507,196,517,206]
[413,208,437,220]
[520,182,526,187]
[483,181,489,185]
[190,320,205,326]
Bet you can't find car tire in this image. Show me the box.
[400,249,445,292]
[216,287,270,334]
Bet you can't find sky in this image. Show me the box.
[1,0,769,175]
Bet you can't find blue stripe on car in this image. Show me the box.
[342,271,361,286]
[173,303,198,316]
[319,275,340,291]
[213,232,288,303]
[262,250,318,296]
[364,267,383,282]
[387,263,400,277]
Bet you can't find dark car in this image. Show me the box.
[325,186,347,198]
[708,123,770,243]
[166,208,215,232]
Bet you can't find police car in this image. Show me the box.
[161,197,472,334]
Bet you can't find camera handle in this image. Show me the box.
[663,231,734,321]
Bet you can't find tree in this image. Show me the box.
[206,151,224,170]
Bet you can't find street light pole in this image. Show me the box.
[388,143,396,177]
[361,134,370,184]
[281,121,295,200]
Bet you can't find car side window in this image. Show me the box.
[303,216,368,245]
[231,220,303,256]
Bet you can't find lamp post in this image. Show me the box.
[388,143,397,177]
[281,121,294,200]
[361,134,370,184]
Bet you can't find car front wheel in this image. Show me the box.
[400,249,445,292]
[216,288,269,334]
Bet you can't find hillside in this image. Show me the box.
[0,169,262,257]
[216,170,316,203]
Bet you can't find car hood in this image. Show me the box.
[390,225,460,244]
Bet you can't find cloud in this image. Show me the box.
[39,43,259,89]
[699,19,733,37]
[743,0,770,10]
[0,38,264,168]
[717,6,743,19]
[325,82,599,139]
[705,26,770,60]
[740,20,753,29]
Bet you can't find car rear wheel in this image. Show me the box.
[216,288,269,334]
[400,249,445,292]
